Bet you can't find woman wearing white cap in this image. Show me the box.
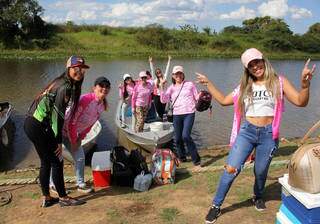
[159,65,201,167]
[131,71,153,132]
[119,74,135,128]
[196,48,316,224]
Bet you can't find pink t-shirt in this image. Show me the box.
[160,81,198,115]
[64,93,105,144]
[119,84,134,105]
[131,82,153,111]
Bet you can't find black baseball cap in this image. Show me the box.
[94,76,110,88]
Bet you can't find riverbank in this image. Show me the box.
[1,30,320,61]
[1,137,313,224]
[1,48,320,61]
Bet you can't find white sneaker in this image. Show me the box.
[77,185,93,194]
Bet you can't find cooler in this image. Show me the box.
[278,174,320,224]
[91,151,112,188]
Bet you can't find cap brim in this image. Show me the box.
[70,64,90,69]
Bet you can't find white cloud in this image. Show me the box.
[219,6,256,20]
[207,0,258,3]
[290,7,312,20]
[258,0,289,18]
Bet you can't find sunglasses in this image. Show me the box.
[72,66,86,75]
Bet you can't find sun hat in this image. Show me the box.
[123,74,131,81]
[139,71,147,78]
[172,65,184,74]
[94,76,110,88]
[66,55,90,69]
[241,48,263,68]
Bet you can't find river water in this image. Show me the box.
[0,58,319,169]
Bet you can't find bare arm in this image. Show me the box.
[283,59,316,107]
[196,72,233,106]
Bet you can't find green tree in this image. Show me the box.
[0,0,52,48]
[306,23,320,36]
[203,27,211,35]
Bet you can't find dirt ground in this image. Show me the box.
[0,139,307,224]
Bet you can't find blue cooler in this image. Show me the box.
[278,174,320,224]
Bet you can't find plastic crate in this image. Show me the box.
[279,174,320,224]
[276,211,292,224]
[279,204,301,224]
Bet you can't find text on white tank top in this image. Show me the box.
[244,83,275,117]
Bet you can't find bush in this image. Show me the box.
[99,27,111,35]
[292,34,320,53]
[31,38,50,49]
[209,37,240,50]
[136,24,172,50]
[262,37,293,51]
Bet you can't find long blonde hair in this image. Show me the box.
[238,58,280,114]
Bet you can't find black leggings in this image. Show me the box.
[24,116,67,197]
[153,95,166,119]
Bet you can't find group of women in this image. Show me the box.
[24,48,317,224]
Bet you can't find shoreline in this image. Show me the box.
[1,50,320,61]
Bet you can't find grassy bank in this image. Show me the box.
[1,137,311,224]
[1,30,320,60]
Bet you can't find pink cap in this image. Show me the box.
[241,48,263,68]
[172,65,184,74]
[139,71,147,78]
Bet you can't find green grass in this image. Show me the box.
[1,30,320,60]
[160,207,180,223]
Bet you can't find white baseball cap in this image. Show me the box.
[241,48,263,68]
[123,73,131,80]
[172,65,184,74]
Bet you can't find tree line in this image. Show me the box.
[1,0,319,54]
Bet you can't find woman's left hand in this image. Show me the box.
[301,59,316,89]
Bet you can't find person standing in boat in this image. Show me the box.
[24,56,88,207]
[196,48,316,224]
[50,76,110,194]
[159,65,201,167]
[119,74,135,128]
[131,71,153,132]
[149,55,171,119]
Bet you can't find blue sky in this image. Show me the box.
[39,0,320,34]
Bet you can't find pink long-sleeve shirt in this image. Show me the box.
[119,84,135,104]
[131,82,153,111]
[64,92,105,145]
[160,81,198,115]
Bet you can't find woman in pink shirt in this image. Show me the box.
[119,74,135,128]
[51,77,110,194]
[159,65,201,167]
[196,48,316,224]
[131,71,153,132]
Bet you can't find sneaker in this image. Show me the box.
[77,185,93,194]
[252,198,266,211]
[205,205,221,224]
[41,197,59,208]
[59,197,86,207]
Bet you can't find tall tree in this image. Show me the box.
[0,0,50,48]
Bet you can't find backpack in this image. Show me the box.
[196,90,212,112]
[110,146,134,187]
[150,149,179,185]
[129,149,149,176]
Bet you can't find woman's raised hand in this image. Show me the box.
[149,56,153,63]
[301,59,316,89]
[196,72,210,86]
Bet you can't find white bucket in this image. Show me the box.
[91,151,112,188]
[149,122,163,132]
[91,151,112,171]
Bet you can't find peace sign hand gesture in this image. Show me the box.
[301,58,316,89]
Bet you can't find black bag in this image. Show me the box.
[165,82,185,123]
[111,146,134,187]
[129,149,149,176]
